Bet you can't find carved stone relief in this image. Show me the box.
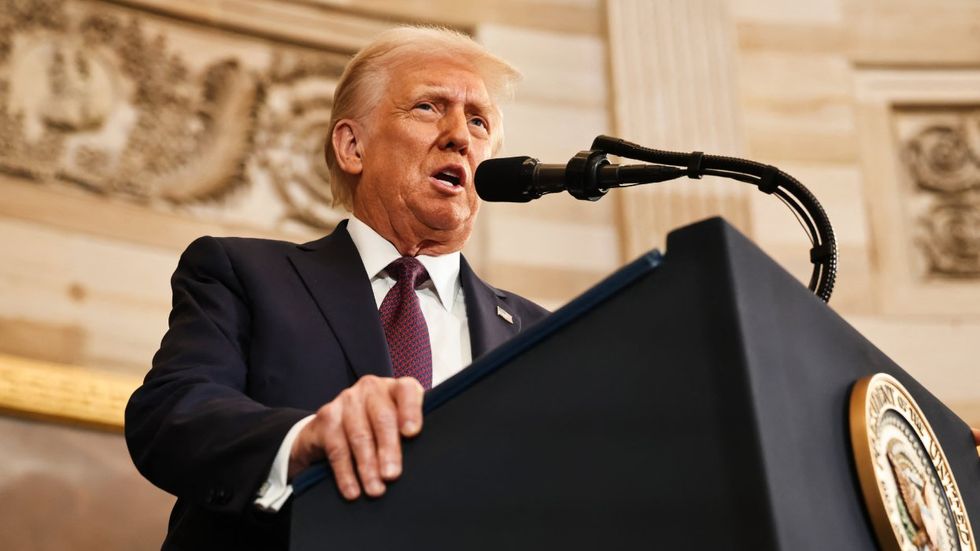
[0,0,350,234]
[897,107,980,278]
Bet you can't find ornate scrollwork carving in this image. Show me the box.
[0,0,348,232]
[248,52,349,229]
[905,122,980,194]
[919,196,980,277]
[902,109,980,278]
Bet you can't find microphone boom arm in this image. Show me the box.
[578,135,838,303]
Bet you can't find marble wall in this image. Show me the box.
[0,416,173,550]
[726,0,980,421]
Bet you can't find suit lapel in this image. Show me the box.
[287,221,392,379]
[460,256,522,359]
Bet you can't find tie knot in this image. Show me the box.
[386,257,429,289]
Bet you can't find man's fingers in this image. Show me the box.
[297,376,427,502]
[315,404,360,501]
[324,434,359,500]
[392,377,425,437]
[366,389,402,481]
[342,387,385,497]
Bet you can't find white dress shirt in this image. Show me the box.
[254,216,472,511]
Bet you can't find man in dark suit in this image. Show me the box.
[125,26,549,549]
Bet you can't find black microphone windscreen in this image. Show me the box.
[475,156,537,202]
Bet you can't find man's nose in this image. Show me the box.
[438,109,470,154]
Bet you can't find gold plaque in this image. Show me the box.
[850,373,976,551]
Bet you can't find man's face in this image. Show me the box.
[350,57,497,254]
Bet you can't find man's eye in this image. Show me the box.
[470,117,487,129]
[414,103,435,111]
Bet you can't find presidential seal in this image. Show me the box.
[850,373,975,551]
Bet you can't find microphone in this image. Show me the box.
[476,152,683,203]
[474,134,839,302]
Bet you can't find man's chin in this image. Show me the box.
[412,210,474,247]
[413,203,473,230]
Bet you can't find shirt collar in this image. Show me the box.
[346,216,461,312]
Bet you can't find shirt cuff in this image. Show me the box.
[254,414,315,512]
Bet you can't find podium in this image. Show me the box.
[290,218,980,550]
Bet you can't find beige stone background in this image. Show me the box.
[0,0,978,548]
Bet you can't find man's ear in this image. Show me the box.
[331,119,364,176]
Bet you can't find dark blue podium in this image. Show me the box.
[290,217,980,550]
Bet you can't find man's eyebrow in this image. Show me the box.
[412,85,494,114]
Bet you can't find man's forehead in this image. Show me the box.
[389,58,495,108]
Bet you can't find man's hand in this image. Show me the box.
[289,375,425,500]
[973,427,980,446]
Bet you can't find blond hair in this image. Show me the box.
[324,26,521,210]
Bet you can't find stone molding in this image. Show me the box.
[0,353,137,430]
[605,0,750,260]
[854,69,980,316]
[899,107,980,278]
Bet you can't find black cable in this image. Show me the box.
[594,135,837,302]
[700,169,758,184]
[773,190,816,247]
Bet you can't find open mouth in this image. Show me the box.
[433,168,463,187]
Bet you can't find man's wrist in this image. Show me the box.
[254,414,315,512]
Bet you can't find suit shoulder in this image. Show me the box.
[179,235,303,264]
[184,235,300,254]
[172,237,306,288]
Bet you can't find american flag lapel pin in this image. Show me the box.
[496,305,514,324]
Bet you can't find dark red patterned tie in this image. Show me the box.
[379,257,433,389]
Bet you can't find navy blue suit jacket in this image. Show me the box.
[125,221,550,550]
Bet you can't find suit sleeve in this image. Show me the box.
[125,236,311,514]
